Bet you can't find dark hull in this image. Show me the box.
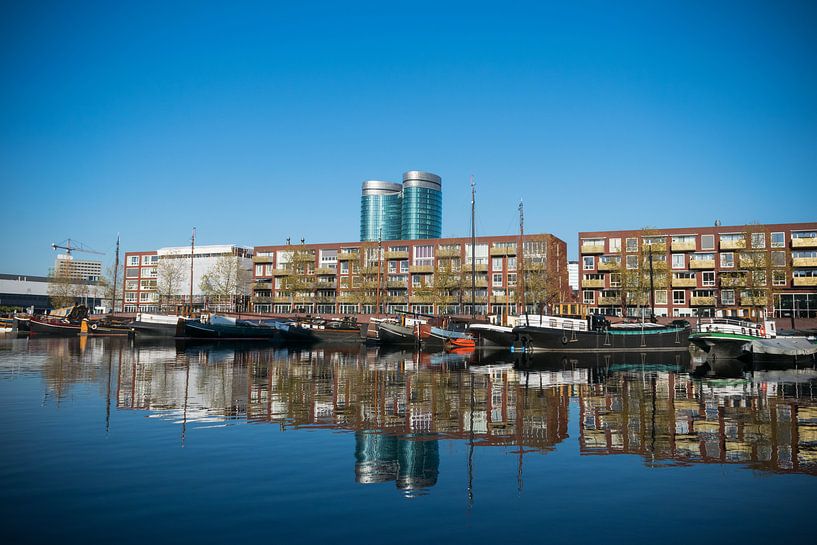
[29,319,81,336]
[377,323,417,346]
[129,321,183,337]
[280,326,364,344]
[87,324,131,336]
[184,321,280,340]
[14,317,30,331]
[514,325,690,352]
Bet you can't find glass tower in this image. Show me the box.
[401,171,442,240]
[360,181,403,241]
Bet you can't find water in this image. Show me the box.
[1,336,815,545]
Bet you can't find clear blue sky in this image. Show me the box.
[2,0,815,274]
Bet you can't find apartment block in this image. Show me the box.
[251,233,568,317]
[578,222,817,318]
[123,245,253,313]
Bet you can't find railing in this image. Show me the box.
[582,279,604,288]
[793,257,817,267]
[689,259,716,269]
[793,277,817,287]
[792,237,817,248]
[671,278,697,288]
[671,241,696,251]
[581,243,605,254]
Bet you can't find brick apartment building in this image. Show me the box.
[578,222,817,318]
[251,233,569,317]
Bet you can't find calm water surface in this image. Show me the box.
[1,336,816,544]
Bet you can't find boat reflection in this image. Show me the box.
[26,338,817,484]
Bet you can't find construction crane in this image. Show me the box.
[51,238,105,257]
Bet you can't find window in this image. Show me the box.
[492,257,503,271]
[255,264,264,276]
[673,272,695,280]
[388,261,397,273]
[125,280,138,291]
[720,233,744,246]
[400,261,409,273]
[720,253,734,268]
[751,232,766,249]
[492,273,503,287]
[609,238,621,253]
[126,268,139,278]
[583,291,595,304]
[626,255,638,270]
[583,256,595,270]
[507,273,517,286]
[771,251,786,267]
[772,271,786,286]
[507,257,517,270]
[340,261,349,274]
[702,271,715,286]
[671,254,685,269]
[609,273,621,287]
[626,238,638,252]
[128,256,139,266]
[721,289,735,305]
[701,235,715,250]
[672,290,685,305]
[752,271,767,285]
[413,245,434,266]
[792,231,816,239]
[655,290,668,305]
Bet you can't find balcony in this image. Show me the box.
[272,268,291,276]
[273,296,292,304]
[720,239,746,250]
[581,243,605,254]
[671,241,696,252]
[338,252,359,261]
[689,259,715,269]
[582,279,604,288]
[252,296,273,304]
[720,276,746,288]
[490,246,517,256]
[252,281,273,291]
[598,260,620,271]
[410,265,433,274]
[690,296,715,306]
[490,295,510,304]
[386,280,408,288]
[463,263,489,272]
[598,296,619,306]
[792,237,817,248]
[793,257,817,267]
[644,243,667,253]
[336,294,358,303]
[741,296,768,306]
[794,277,817,287]
[410,294,435,304]
[436,247,460,257]
[385,251,409,259]
[671,278,697,288]
[315,281,337,289]
[314,267,337,275]
[253,255,273,264]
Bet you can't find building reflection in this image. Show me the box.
[31,338,817,484]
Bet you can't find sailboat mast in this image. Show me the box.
[648,244,655,322]
[189,227,196,316]
[470,176,476,318]
[519,200,525,316]
[112,234,120,314]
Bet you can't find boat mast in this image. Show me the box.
[518,200,526,316]
[648,243,655,322]
[112,234,120,314]
[376,227,382,315]
[470,176,476,319]
[189,227,196,317]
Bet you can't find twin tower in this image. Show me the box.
[360,171,442,242]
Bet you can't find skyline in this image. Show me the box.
[2,0,815,275]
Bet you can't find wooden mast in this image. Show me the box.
[112,234,120,314]
[518,200,525,316]
[189,227,195,316]
[470,176,476,318]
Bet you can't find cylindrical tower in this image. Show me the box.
[360,180,403,242]
[401,171,442,240]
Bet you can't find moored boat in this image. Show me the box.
[514,315,691,353]
[183,314,281,340]
[279,317,366,344]
[29,305,89,336]
[129,313,186,337]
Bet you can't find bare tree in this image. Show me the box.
[200,255,251,312]
[156,258,186,312]
[98,262,125,312]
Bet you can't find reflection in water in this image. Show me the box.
[12,337,817,489]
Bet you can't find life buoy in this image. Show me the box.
[562,334,568,344]
[759,325,766,337]
[741,327,746,335]
[90,323,98,330]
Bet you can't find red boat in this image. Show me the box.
[29,305,88,336]
[445,337,476,351]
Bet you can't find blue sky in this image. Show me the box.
[2,0,815,274]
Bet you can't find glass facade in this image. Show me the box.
[401,171,442,240]
[360,192,402,241]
